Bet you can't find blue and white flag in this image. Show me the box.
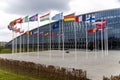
[52,21,59,30]
[86,14,95,23]
[52,13,63,20]
[39,31,44,34]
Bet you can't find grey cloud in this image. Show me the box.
[3,0,71,15]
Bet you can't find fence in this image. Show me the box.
[0,58,88,80]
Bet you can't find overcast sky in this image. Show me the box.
[0,0,120,42]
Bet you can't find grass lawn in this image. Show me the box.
[0,69,40,80]
[0,49,12,54]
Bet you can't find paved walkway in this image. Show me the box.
[0,50,120,80]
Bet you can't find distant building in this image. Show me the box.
[0,42,7,47]
[5,8,120,50]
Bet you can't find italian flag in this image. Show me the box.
[40,13,50,22]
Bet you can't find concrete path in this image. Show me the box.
[0,50,120,80]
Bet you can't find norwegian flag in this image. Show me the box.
[95,20,106,28]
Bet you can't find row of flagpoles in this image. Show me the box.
[7,12,108,60]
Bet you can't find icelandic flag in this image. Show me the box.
[29,14,38,22]
[86,14,95,23]
[52,21,59,30]
[75,15,86,22]
[52,12,63,20]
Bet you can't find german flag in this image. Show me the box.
[64,13,75,21]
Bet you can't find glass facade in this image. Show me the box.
[5,8,120,50]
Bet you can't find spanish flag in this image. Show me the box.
[64,13,75,21]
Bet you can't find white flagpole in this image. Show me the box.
[85,23,88,59]
[15,32,17,53]
[49,13,52,59]
[106,26,108,55]
[32,34,34,52]
[58,21,60,52]
[94,28,97,58]
[37,19,40,58]
[42,33,44,51]
[104,21,108,55]
[12,31,14,54]
[19,24,22,54]
[74,18,77,61]
[62,19,65,60]
[23,34,24,52]
[104,27,106,55]
[101,24,104,57]
[27,22,30,54]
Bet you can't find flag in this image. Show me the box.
[23,16,29,22]
[33,31,39,36]
[64,13,75,21]
[29,14,38,21]
[50,32,54,36]
[40,13,50,22]
[29,31,32,35]
[88,28,98,33]
[75,15,86,22]
[57,33,63,36]
[44,32,49,36]
[95,20,106,27]
[52,21,59,29]
[15,18,23,24]
[20,30,24,34]
[16,28,20,33]
[9,20,16,26]
[8,25,14,30]
[39,32,44,36]
[52,13,63,20]
[33,31,38,34]
[13,27,17,32]
[86,14,95,23]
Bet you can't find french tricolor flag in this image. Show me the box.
[75,15,86,22]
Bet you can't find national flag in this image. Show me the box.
[23,16,29,22]
[50,32,54,36]
[75,15,86,22]
[29,31,32,35]
[95,20,106,27]
[29,14,38,22]
[52,21,59,30]
[88,28,98,33]
[64,13,75,21]
[52,13,63,20]
[9,20,16,26]
[15,18,23,24]
[16,28,20,33]
[40,13,50,22]
[86,14,95,23]
[8,25,14,30]
[33,31,38,34]
[20,30,24,34]
[13,27,17,32]
[33,31,39,36]
[44,32,49,36]
[57,33,63,36]
[39,32,44,36]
